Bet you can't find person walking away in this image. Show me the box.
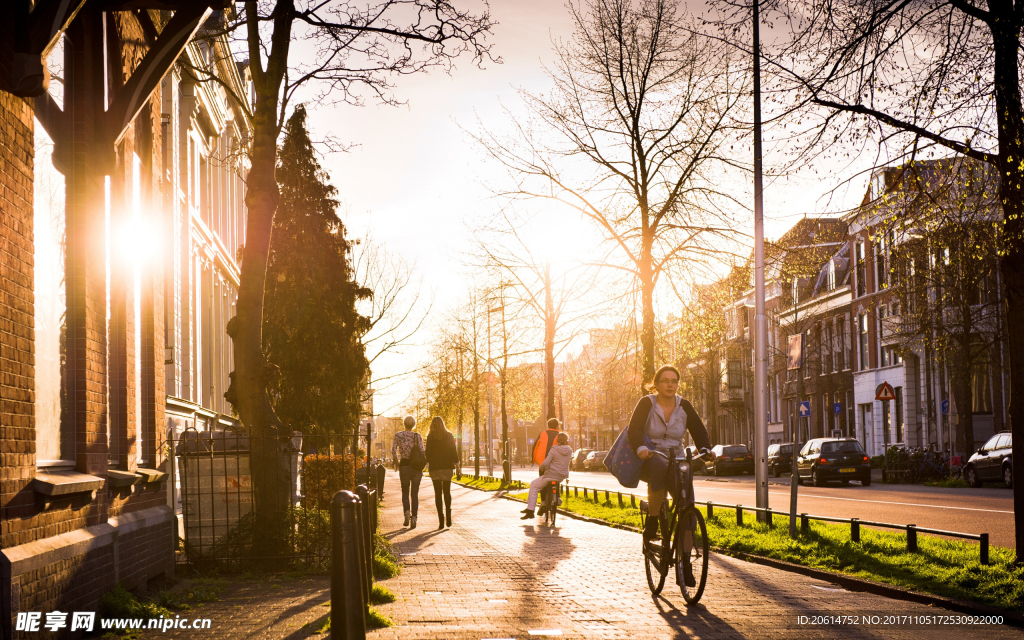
[392,416,425,529]
[522,432,572,519]
[425,416,461,529]
[532,418,562,507]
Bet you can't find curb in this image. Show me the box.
[491,491,1024,625]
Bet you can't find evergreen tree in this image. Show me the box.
[263,106,371,436]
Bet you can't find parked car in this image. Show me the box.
[571,448,594,471]
[584,450,609,471]
[706,444,754,476]
[795,438,871,486]
[767,443,795,477]
[964,431,1013,488]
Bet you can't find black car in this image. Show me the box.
[706,444,754,476]
[795,438,871,486]
[965,431,1013,488]
[767,443,795,477]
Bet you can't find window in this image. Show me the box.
[878,307,889,366]
[895,386,904,443]
[875,232,888,289]
[34,118,72,464]
[972,344,993,414]
[825,323,834,373]
[858,313,869,371]
[836,317,846,370]
[827,259,837,291]
[728,359,742,388]
[855,241,867,297]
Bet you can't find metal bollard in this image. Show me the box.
[907,524,918,553]
[706,501,714,521]
[851,518,860,543]
[735,505,743,526]
[331,491,367,640]
[980,533,989,565]
[618,492,624,508]
[574,486,579,497]
[355,485,374,596]
[800,513,808,533]
[604,489,610,503]
[766,507,773,528]
[630,494,636,508]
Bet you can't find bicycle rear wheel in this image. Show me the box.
[676,506,709,605]
[547,494,557,526]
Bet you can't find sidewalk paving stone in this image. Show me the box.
[141,470,1022,639]
[370,471,1022,640]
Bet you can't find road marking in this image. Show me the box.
[704,486,1014,514]
[527,631,562,636]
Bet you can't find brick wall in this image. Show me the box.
[0,38,39,549]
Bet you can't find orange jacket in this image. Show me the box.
[532,428,560,465]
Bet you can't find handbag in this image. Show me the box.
[604,425,654,489]
[409,437,427,472]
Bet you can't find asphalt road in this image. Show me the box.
[504,466,1017,550]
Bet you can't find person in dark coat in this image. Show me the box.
[425,416,461,529]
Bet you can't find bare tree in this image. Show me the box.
[180,1,495,551]
[353,232,433,411]
[878,158,1004,455]
[471,209,605,422]
[474,0,747,388]
[707,0,1024,560]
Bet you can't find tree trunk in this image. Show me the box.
[640,228,656,388]
[990,8,1024,562]
[545,263,556,420]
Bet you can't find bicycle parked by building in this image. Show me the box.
[640,447,710,605]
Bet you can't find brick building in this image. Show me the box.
[0,3,244,635]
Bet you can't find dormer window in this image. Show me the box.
[827,259,837,291]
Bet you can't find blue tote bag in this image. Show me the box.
[604,428,652,489]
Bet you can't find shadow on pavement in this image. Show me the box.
[652,593,741,639]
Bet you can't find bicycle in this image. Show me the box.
[640,448,710,605]
[542,480,559,526]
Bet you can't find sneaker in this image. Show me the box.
[537,505,548,516]
[403,511,410,527]
[556,496,563,506]
[410,516,417,530]
[520,510,535,520]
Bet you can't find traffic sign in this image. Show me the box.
[833,402,842,415]
[875,382,896,402]
[941,399,949,415]
[799,401,811,417]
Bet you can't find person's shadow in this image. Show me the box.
[521,523,576,573]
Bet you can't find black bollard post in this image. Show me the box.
[355,485,374,598]
[331,491,367,640]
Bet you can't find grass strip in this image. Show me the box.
[453,475,526,491]
[508,490,1024,613]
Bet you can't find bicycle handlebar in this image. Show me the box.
[651,448,711,462]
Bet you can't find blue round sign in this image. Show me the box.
[941,399,949,415]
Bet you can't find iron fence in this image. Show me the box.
[170,427,378,571]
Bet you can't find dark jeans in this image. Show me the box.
[431,478,452,517]
[399,465,422,516]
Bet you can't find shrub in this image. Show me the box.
[303,454,362,510]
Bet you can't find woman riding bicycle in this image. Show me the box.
[630,365,714,539]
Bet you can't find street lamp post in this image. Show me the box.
[752,0,770,522]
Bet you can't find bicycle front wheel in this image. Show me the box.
[676,506,709,605]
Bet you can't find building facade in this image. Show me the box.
[0,5,245,634]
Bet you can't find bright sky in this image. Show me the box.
[303,0,872,417]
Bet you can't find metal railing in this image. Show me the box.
[559,483,991,565]
[171,427,380,569]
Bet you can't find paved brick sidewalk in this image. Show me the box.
[371,471,1022,640]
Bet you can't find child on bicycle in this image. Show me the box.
[521,432,572,520]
